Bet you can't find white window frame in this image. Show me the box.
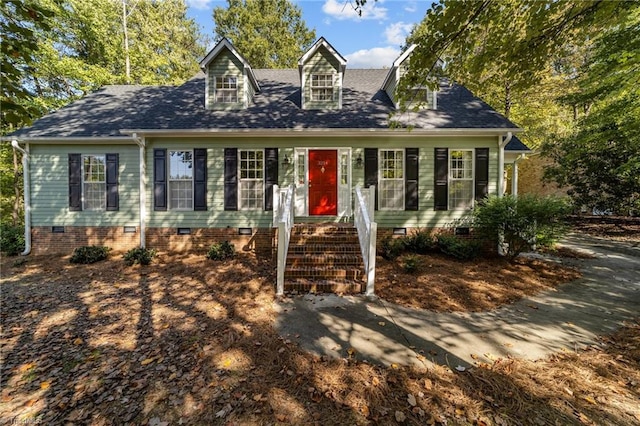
[214,75,239,103]
[168,150,194,211]
[310,73,333,102]
[82,154,106,211]
[449,149,474,210]
[378,149,404,211]
[238,149,264,211]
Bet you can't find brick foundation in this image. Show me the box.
[30,226,276,259]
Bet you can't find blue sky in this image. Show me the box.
[186,0,430,68]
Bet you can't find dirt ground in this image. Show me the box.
[1,218,639,425]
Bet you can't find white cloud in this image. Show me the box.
[384,21,413,45]
[186,0,212,10]
[322,0,388,21]
[404,1,417,13]
[345,46,400,68]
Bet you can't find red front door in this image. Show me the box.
[309,150,338,216]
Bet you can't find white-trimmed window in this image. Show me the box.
[169,150,193,210]
[310,74,333,101]
[239,149,264,210]
[215,76,238,103]
[82,155,106,210]
[379,149,404,210]
[449,150,474,209]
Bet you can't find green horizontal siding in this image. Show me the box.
[144,135,499,229]
[29,144,140,227]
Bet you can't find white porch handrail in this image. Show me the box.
[274,184,295,295]
[354,185,377,296]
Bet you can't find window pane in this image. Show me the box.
[170,181,193,210]
[169,151,193,180]
[82,155,106,210]
[449,150,473,209]
[238,149,264,210]
[169,151,193,209]
[379,149,404,210]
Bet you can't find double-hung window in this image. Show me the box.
[82,155,106,210]
[215,76,238,103]
[449,150,474,209]
[169,150,193,210]
[239,149,264,210]
[310,74,333,101]
[379,149,404,210]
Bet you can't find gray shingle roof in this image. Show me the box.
[11,69,525,148]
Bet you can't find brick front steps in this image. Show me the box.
[284,223,365,293]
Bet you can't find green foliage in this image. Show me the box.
[543,9,640,214]
[70,246,110,264]
[401,254,420,273]
[123,247,157,266]
[206,241,235,261]
[213,0,316,68]
[436,234,481,261]
[0,224,25,256]
[403,229,437,254]
[473,195,571,260]
[379,236,405,260]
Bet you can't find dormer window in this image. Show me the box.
[215,76,239,103]
[311,74,333,101]
[408,86,436,109]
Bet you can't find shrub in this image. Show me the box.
[473,194,571,260]
[70,246,110,264]
[437,234,481,260]
[123,247,157,266]
[379,236,405,260]
[403,229,437,254]
[0,224,25,256]
[207,240,235,261]
[402,254,420,273]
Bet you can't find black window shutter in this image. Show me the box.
[106,153,119,211]
[364,148,378,210]
[194,148,207,211]
[405,148,419,211]
[224,148,238,211]
[264,148,278,211]
[69,153,82,211]
[434,148,448,211]
[475,148,489,203]
[153,149,167,211]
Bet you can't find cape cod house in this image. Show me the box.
[8,37,530,294]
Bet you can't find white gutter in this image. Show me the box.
[133,133,147,248]
[0,136,135,144]
[120,128,523,138]
[498,132,512,198]
[11,140,31,255]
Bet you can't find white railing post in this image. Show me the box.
[276,184,295,296]
[365,222,377,296]
[368,185,375,223]
[273,184,280,225]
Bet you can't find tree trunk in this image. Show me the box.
[123,0,131,84]
[504,82,512,119]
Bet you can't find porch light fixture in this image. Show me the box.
[354,153,363,169]
[282,154,290,167]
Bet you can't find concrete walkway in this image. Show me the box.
[274,234,640,368]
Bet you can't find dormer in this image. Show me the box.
[199,38,260,110]
[381,44,437,110]
[298,37,347,110]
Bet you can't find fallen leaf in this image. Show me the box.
[471,354,479,360]
[276,414,286,422]
[378,321,386,326]
[141,357,155,366]
[347,347,356,357]
[390,363,399,369]
[73,338,83,345]
[253,394,263,401]
[18,363,35,373]
[40,381,51,390]
[395,410,406,422]
[455,408,465,416]
[407,393,416,407]
[361,405,370,417]
[372,377,380,387]
[583,396,596,405]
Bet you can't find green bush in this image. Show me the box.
[206,240,235,261]
[403,229,437,254]
[0,224,25,256]
[379,236,405,260]
[123,247,157,266]
[437,234,481,260]
[473,194,571,260]
[70,246,110,264]
[402,254,420,273]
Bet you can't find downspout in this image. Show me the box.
[133,133,147,248]
[498,132,512,198]
[11,139,31,255]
